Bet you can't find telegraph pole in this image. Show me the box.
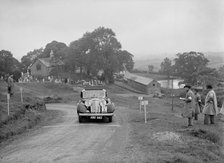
[171,77,174,111]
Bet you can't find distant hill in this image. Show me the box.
[204,52,224,69]
[134,52,224,71]
[134,58,162,72]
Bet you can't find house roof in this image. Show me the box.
[124,71,155,85]
[39,58,64,67]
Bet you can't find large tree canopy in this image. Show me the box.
[173,52,209,83]
[68,27,134,83]
[0,50,14,75]
[218,65,224,79]
[159,57,173,78]
[40,41,68,59]
[196,67,219,86]
[117,50,134,72]
[0,50,22,80]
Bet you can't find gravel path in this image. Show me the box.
[0,103,130,163]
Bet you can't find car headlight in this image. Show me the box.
[85,100,91,107]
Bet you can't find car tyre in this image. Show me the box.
[108,116,112,123]
[79,116,83,123]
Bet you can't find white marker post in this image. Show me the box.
[7,93,10,116]
[20,87,23,104]
[141,100,148,123]
[138,96,143,112]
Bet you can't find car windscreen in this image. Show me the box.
[82,90,106,98]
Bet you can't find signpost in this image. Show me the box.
[138,96,143,112]
[20,87,23,104]
[7,93,10,116]
[171,78,174,111]
[141,100,149,123]
[138,97,149,123]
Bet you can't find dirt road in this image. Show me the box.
[0,104,130,163]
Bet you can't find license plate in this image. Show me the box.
[90,116,102,119]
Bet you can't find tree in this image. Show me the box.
[69,33,93,76]
[88,27,123,83]
[195,67,219,87]
[0,50,22,80]
[68,27,130,83]
[173,52,209,84]
[40,41,68,59]
[0,50,16,75]
[117,50,134,72]
[218,65,224,79]
[88,27,121,82]
[148,65,154,73]
[159,57,173,78]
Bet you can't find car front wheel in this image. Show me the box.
[108,116,112,123]
[79,116,83,123]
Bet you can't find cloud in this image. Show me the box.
[0,0,223,60]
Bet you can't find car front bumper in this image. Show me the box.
[78,113,114,117]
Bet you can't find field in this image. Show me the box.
[120,95,224,162]
[133,72,169,80]
[0,82,224,162]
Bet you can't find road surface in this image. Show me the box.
[0,104,130,163]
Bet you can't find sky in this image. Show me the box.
[0,0,224,61]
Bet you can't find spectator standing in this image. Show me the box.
[203,85,218,124]
[181,85,195,126]
[7,75,14,96]
[193,88,202,120]
[219,100,224,115]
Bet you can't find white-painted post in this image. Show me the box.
[171,78,174,111]
[138,96,143,112]
[142,100,149,123]
[140,102,142,112]
[7,93,10,116]
[20,87,23,104]
[142,100,148,123]
[144,104,147,123]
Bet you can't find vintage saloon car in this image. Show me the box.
[77,87,115,123]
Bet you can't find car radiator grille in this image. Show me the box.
[91,100,100,113]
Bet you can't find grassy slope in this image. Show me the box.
[106,86,224,162]
[17,82,81,103]
[0,82,78,142]
[128,98,223,162]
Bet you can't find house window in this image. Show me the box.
[36,64,41,71]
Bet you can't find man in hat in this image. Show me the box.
[181,85,195,126]
[193,87,202,120]
[203,85,218,124]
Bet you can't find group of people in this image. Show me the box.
[181,84,219,127]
